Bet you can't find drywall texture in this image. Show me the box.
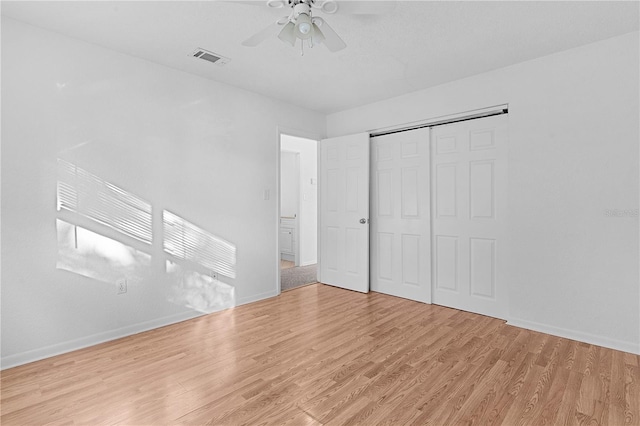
[328,31,640,354]
[1,17,325,367]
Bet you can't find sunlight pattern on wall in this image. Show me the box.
[166,260,235,314]
[163,210,237,279]
[57,159,152,245]
[56,219,151,285]
[56,159,153,285]
[56,159,237,313]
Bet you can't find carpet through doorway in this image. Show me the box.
[281,264,318,291]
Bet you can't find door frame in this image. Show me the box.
[276,127,321,295]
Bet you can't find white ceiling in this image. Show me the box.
[2,1,638,114]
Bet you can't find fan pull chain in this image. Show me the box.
[300,39,304,56]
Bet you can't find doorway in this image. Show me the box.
[279,133,319,292]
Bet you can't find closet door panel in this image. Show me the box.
[370,128,431,303]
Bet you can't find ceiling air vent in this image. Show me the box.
[191,48,229,66]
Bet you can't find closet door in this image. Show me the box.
[370,128,431,303]
[431,114,508,319]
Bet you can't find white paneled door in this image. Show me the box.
[432,114,509,319]
[370,128,431,303]
[319,133,370,293]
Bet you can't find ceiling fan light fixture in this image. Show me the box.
[294,13,313,39]
[241,0,347,53]
[278,21,296,46]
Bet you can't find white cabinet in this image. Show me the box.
[280,227,294,254]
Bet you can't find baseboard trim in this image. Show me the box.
[507,317,640,355]
[237,289,279,306]
[1,310,204,370]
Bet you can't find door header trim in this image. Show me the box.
[369,104,509,138]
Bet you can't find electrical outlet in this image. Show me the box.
[117,278,127,294]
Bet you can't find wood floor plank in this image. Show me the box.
[609,350,628,425]
[2,283,639,425]
[628,361,640,425]
[555,370,585,425]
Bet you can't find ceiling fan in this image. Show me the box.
[241,0,348,54]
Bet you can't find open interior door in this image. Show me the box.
[319,133,370,293]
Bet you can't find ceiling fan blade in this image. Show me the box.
[311,23,326,45]
[241,22,280,47]
[335,0,396,15]
[313,17,346,52]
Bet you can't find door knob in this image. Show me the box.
[359,218,367,224]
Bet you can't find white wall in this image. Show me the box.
[0,17,325,368]
[328,31,640,354]
[281,135,318,266]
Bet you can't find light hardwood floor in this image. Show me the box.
[1,284,639,425]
